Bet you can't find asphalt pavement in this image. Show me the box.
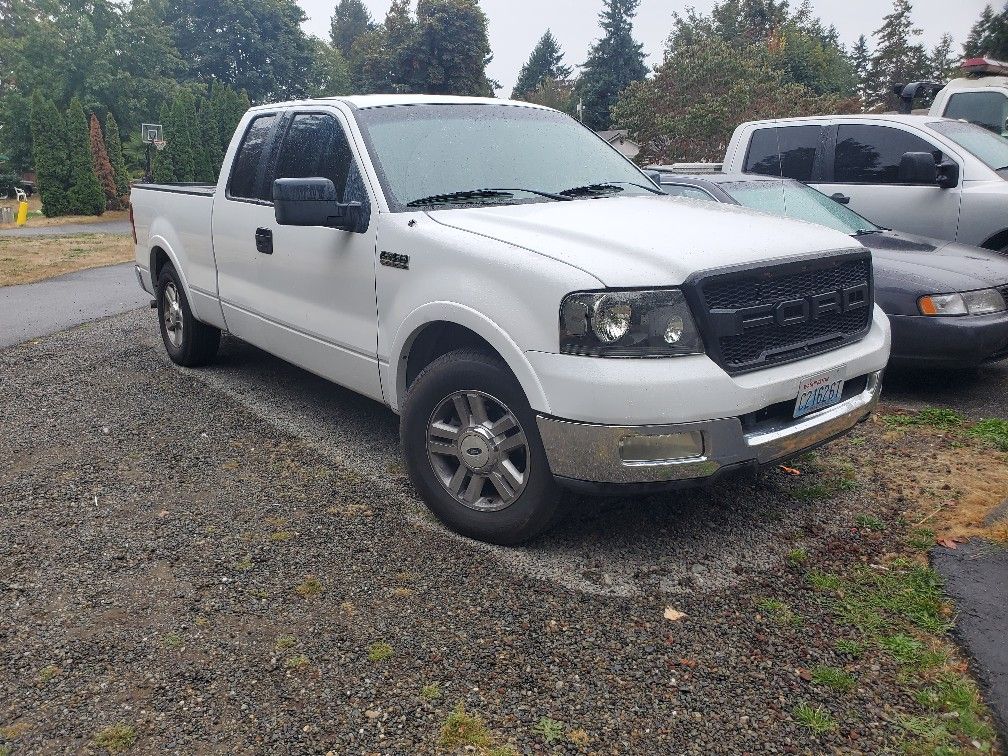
[0,263,149,347]
[0,220,131,237]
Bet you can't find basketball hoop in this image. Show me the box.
[153,139,167,151]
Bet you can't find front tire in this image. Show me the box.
[401,349,563,545]
[157,265,220,367]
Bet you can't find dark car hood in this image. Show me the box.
[855,230,1008,314]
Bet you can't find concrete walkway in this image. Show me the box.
[0,262,149,347]
[0,220,131,237]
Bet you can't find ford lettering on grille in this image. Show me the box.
[687,252,874,375]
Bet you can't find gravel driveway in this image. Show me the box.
[0,310,1001,754]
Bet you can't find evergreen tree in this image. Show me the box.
[168,90,197,182]
[311,39,354,96]
[29,92,71,217]
[65,97,105,215]
[521,77,577,117]
[192,97,216,183]
[850,34,871,110]
[413,0,494,97]
[104,112,131,197]
[964,5,995,56]
[576,0,649,130]
[931,33,958,82]
[512,30,572,99]
[89,113,120,210]
[197,98,224,181]
[866,0,931,111]
[350,0,418,94]
[330,0,373,59]
[152,102,176,183]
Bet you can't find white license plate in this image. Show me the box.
[794,370,845,418]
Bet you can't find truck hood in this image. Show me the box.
[426,195,859,286]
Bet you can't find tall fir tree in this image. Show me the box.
[29,92,71,217]
[164,90,197,182]
[512,30,572,99]
[850,35,871,110]
[89,113,120,210]
[197,98,224,181]
[931,34,958,82]
[330,0,373,58]
[964,5,995,56]
[104,112,130,197]
[152,102,176,183]
[866,0,931,111]
[963,3,1008,59]
[413,0,495,97]
[576,0,649,130]
[65,97,105,215]
[192,97,216,183]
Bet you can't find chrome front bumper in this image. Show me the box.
[536,371,882,485]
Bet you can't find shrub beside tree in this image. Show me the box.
[105,113,131,197]
[65,98,106,216]
[89,113,121,211]
[29,93,71,217]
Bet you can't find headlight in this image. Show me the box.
[560,289,704,356]
[918,288,1006,316]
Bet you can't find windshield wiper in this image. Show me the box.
[559,180,663,197]
[406,187,571,208]
[854,228,883,235]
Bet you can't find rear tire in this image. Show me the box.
[157,265,220,367]
[401,349,563,545]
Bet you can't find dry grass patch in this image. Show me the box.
[0,233,134,286]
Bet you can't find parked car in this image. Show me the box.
[130,95,890,544]
[652,170,1008,368]
[723,114,1008,252]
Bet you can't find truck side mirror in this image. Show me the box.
[936,159,959,189]
[898,152,938,185]
[273,177,365,233]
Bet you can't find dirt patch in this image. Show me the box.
[0,233,134,286]
[0,195,129,230]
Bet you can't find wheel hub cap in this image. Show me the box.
[162,282,184,349]
[426,391,530,512]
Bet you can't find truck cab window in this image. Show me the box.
[743,125,821,181]
[943,91,1008,135]
[228,114,278,200]
[273,113,356,203]
[834,124,941,184]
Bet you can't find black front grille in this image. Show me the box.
[686,251,874,375]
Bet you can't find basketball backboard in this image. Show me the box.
[141,123,164,144]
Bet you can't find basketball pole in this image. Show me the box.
[145,142,152,183]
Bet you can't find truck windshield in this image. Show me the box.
[720,179,880,235]
[353,104,656,211]
[930,119,1008,171]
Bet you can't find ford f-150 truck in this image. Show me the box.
[131,95,891,545]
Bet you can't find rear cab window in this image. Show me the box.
[227,113,279,201]
[744,125,823,181]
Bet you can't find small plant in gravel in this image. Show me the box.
[810,665,856,693]
[162,631,183,649]
[532,716,565,744]
[807,570,842,591]
[568,728,591,749]
[884,408,964,430]
[421,683,441,701]
[439,702,491,750]
[284,654,309,670]
[275,634,297,651]
[914,672,996,746]
[833,639,864,657]
[907,528,936,551]
[855,513,886,532]
[969,418,1008,451]
[93,722,136,754]
[295,575,323,599]
[793,702,837,734]
[367,642,393,662]
[235,554,253,570]
[269,530,294,542]
[38,663,60,682]
[785,547,807,566]
[756,598,802,627]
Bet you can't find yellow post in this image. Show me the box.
[16,200,28,226]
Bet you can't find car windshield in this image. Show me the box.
[929,119,1008,171]
[720,179,880,235]
[353,104,656,210]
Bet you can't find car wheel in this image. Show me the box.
[157,265,220,367]
[401,348,563,545]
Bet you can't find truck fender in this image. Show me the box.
[386,301,550,416]
[146,231,199,319]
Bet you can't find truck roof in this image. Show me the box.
[738,113,946,128]
[942,75,1008,90]
[248,94,551,111]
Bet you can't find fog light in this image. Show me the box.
[619,432,704,464]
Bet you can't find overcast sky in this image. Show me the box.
[298,0,991,95]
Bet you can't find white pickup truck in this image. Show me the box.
[131,95,890,544]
